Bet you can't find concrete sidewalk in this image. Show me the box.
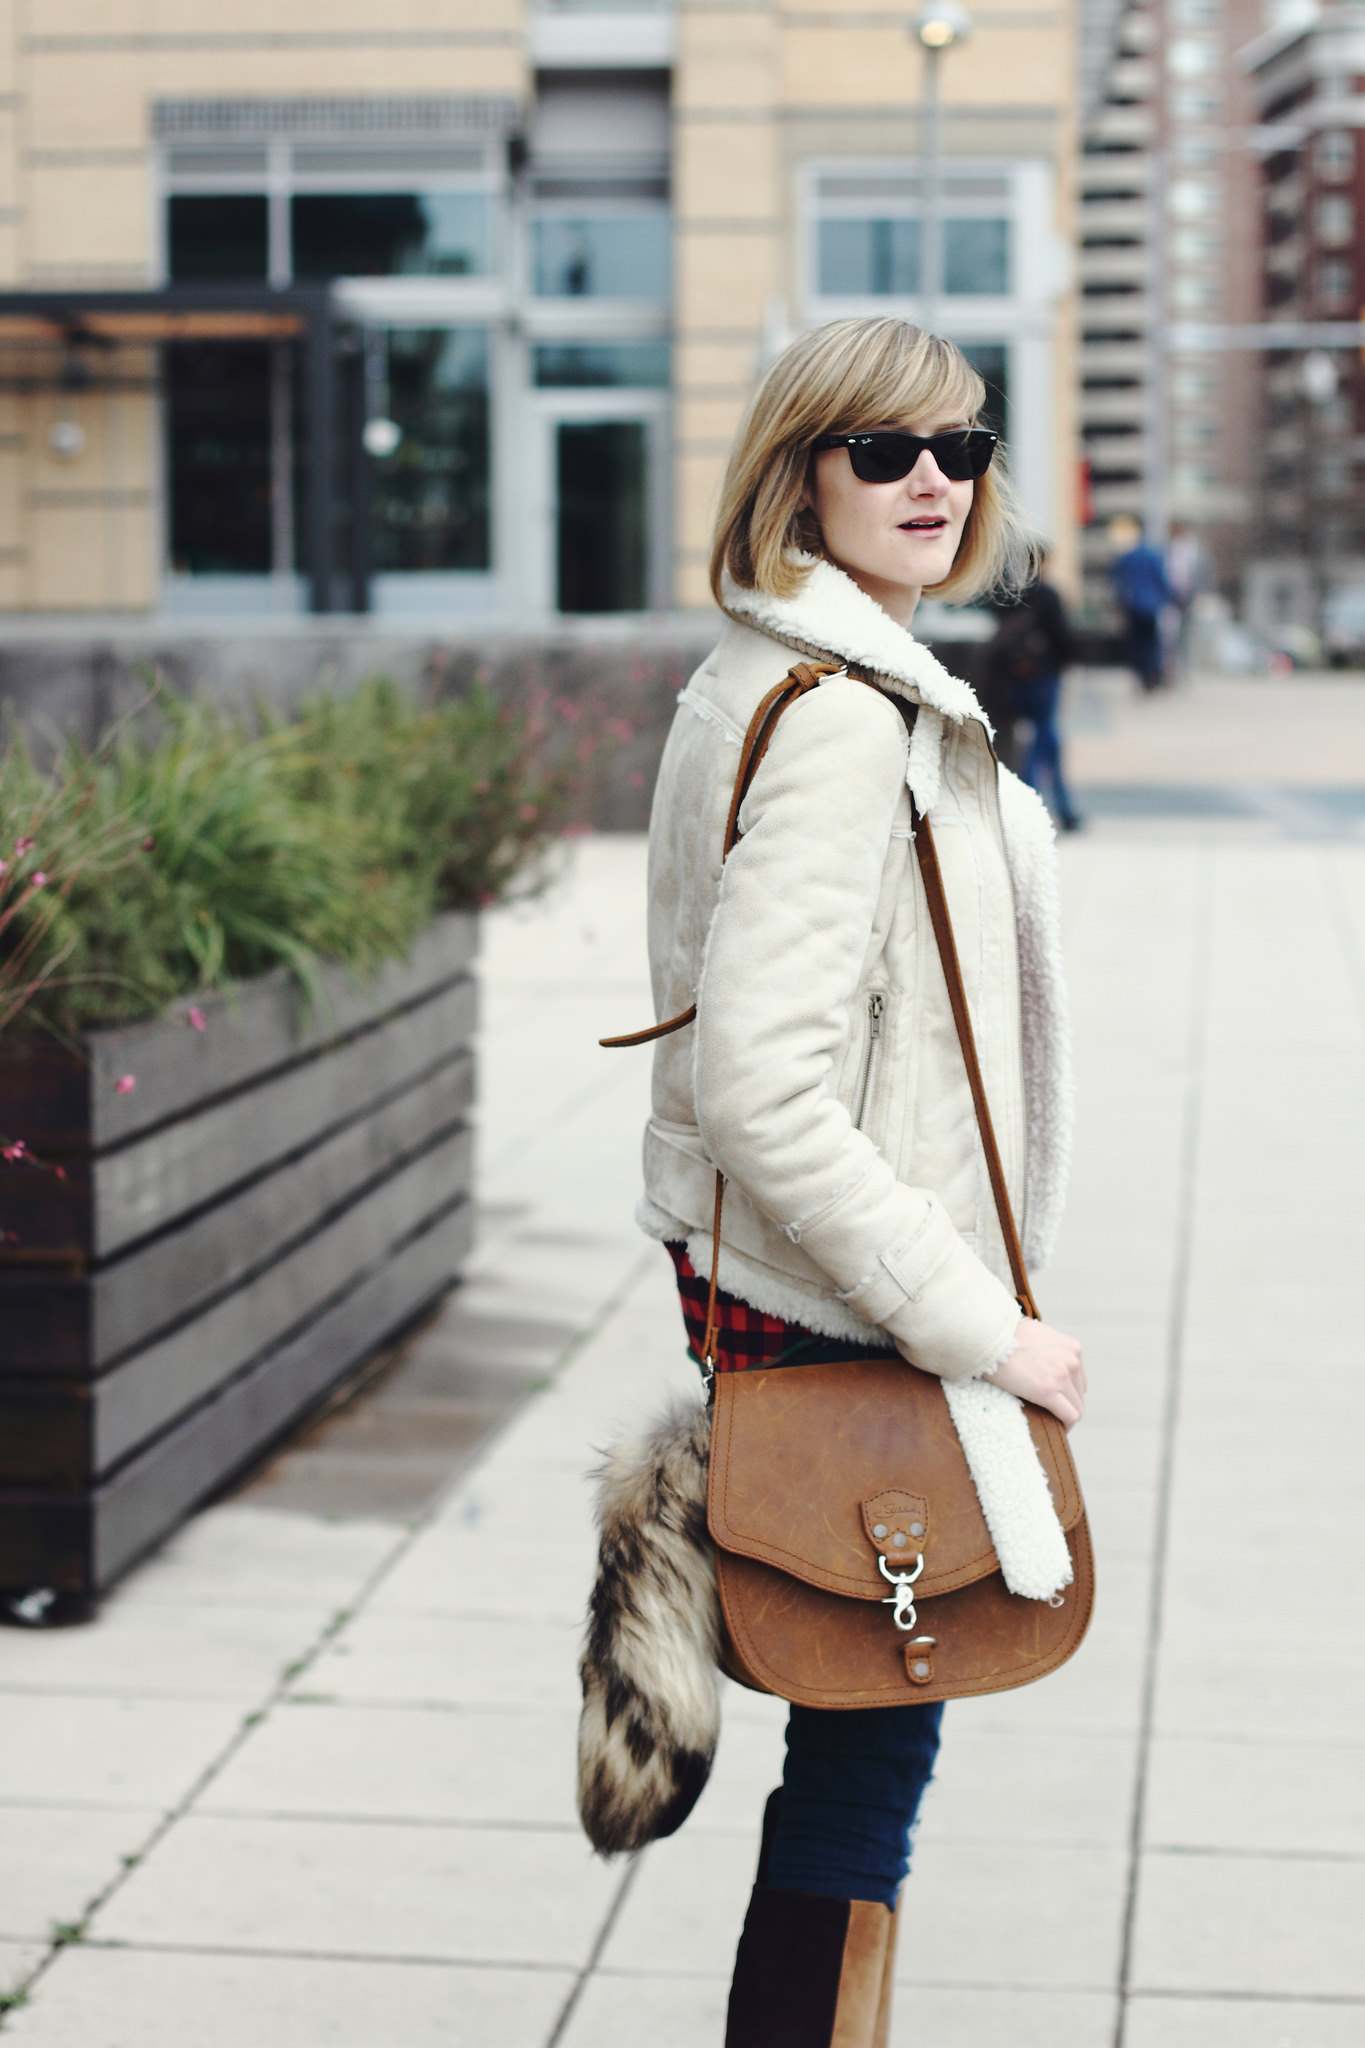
[3,681,1364,2045]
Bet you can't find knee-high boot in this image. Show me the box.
[724,1791,898,2048]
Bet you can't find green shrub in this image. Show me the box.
[0,677,581,1041]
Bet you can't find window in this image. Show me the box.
[1316,194,1354,247]
[291,193,491,277]
[817,215,1007,296]
[1319,257,1354,310]
[168,195,268,279]
[818,218,921,295]
[1170,178,1220,218]
[533,339,670,387]
[368,328,491,572]
[959,341,1008,437]
[167,344,273,573]
[945,219,1009,295]
[1315,129,1354,181]
[532,215,670,298]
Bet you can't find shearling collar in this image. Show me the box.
[721,554,988,728]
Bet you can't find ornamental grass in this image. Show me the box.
[0,676,581,1043]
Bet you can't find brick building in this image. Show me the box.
[0,0,1079,620]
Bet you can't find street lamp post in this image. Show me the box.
[910,5,972,336]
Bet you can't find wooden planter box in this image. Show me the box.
[0,914,477,1597]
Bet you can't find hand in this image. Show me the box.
[986,1319,1086,1429]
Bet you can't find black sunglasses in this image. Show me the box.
[812,427,998,484]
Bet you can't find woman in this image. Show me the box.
[638,317,1086,2044]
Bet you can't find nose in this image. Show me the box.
[906,451,950,492]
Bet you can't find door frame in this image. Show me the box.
[527,386,671,615]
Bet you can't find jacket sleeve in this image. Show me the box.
[692,675,1021,1382]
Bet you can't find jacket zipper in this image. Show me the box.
[854,992,884,1129]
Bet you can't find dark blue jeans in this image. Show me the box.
[1014,672,1077,825]
[766,1701,945,1907]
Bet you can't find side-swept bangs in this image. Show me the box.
[709,316,1035,607]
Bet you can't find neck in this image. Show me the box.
[833,560,921,629]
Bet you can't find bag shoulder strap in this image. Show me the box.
[599,660,841,1049]
[909,798,1038,1322]
[600,658,1037,1366]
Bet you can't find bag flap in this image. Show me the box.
[707,1357,1083,1601]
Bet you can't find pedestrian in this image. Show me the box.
[1166,520,1211,677]
[1108,514,1173,691]
[581,316,1085,2047]
[988,553,1083,830]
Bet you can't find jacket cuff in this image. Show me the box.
[827,1203,1022,1382]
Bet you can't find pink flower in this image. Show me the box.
[518,802,538,822]
[53,1165,66,1181]
[2,1141,26,1162]
[554,696,582,723]
[141,836,155,852]
[30,872,46,889]
[187,1006,207,1033]
[0,860,8,876]
[14,837,34,855]
[114,1074,136,1095]
[472,779,491,797]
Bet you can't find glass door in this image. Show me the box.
[531,391,669,614]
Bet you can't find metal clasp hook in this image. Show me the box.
[878,1550,925,1632]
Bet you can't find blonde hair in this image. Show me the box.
[709,316,1034,607]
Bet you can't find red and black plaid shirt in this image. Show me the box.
[666,1242,893,1376]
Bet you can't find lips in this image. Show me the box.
[900,518,947,532]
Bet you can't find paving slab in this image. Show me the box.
[2,1947,575,2047]
[298,1611,584,1710]
[1123,1993,1365,2047]
[0,1807,161,1946]
[92,1813,622,1968]
[0,1601,321,1703]
[198,1698,582,1828]
[898,1841,1127,1991]
[1142,1734,1365,1858]
[0,1696,244,1811]
[1130,1849,1365,1999]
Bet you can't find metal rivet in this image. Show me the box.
[872,1524,887,1539]
[912,1660,930,1678]
[909,1521,925,1538]
[892,1531,907,1547]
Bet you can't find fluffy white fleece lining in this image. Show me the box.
[995,770,1074,1273]
[723,557,992,732]
[942,1376,1074,1600]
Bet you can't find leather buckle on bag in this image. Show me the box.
[904,1638,937,1684]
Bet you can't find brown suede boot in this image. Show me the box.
[724,1791,896,2048]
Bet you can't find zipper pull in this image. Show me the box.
[869,992,884,1037]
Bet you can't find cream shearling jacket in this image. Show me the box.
[638,556,1074,1389]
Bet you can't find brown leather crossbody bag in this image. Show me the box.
[605,661,1093,1711]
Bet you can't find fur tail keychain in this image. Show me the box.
[577,1401,721,1855]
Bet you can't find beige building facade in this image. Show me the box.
[0,0,1079,618]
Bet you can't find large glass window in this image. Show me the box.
[944,218,1010,296]
[532,215,670,298]
[368,327,490,572]
[167,344,273,572]
[291,193,492,277]
[533,339,670,387]
[817,214,1008,296]
[818,218,921,296]
[168,195,268,280]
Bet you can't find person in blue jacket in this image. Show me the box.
[1109,517,1173,691]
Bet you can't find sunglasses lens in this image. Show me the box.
[932,433,995,481]
[846,436,917,484]
[843,431,996,484]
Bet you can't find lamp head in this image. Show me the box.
[911,3,972,47]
